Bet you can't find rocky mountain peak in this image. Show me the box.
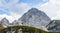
[0,17,9,28]
[18,8,51,31]
[28,8,39,12]
[1,17,8,21]
[28,8,41,14]
[1,17,9,22]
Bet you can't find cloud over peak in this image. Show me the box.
[36,0,60,20]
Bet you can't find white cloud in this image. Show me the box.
[36,0,60,20]
[0,0,31,22]
[0,0,31,13]
[0,3,31,23]
[10,12,23,20]
[0,13,21,23]
[10,3,31,14]
[9,3,31,22]
[0,14,13,23]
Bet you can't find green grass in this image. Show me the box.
[0,27,4,31]
[0,24,4,31]
[0,26,60,33]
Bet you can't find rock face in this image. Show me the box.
[18,8,51,31]
[0,18,10,27]
[12,20,19,26]
[0,8,51,31]
[47,20,60,32]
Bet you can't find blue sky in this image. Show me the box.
[0,10,10,15]
[0,0,60,22]
[18,0,48,6]
[0,0,49,22]
[0,0,48,15]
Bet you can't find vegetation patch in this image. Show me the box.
[0,26,60,33]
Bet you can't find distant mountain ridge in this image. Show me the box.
[0,18,10,27]
[1,8,60,32]
[0,8,51,31]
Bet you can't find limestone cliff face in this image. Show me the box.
[18,8,51,31]
[47,20,60,32]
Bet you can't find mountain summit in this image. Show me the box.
[18,8,51,31]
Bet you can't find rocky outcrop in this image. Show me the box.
[18,8,51,31]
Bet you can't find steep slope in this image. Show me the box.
[18,8,51,31]
[47,20,60,32]
[0,18,10,28]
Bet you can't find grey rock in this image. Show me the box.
[0,18,10,27]
[47,20,60,32]
[18,8,51,31]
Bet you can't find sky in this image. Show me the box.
[0,0,60,23]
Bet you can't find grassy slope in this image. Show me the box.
[0,24,4,31]
[0,26,60,33]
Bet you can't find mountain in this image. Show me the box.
[12,20,19,26]
[18,8,51,31]
[47,20,60,32]
[0,18,10,28]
